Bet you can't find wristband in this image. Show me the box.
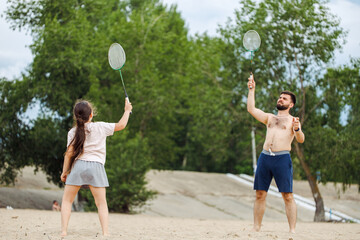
[295,128,300,132]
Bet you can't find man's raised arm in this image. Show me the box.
[247,75,269,125]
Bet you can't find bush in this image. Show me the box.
[81,131,156,213]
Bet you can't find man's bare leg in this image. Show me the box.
[282,192,297,233]
[253,190,267,231]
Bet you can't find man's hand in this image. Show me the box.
[293,117,305,143]
[248,74,255,90]
[293,117,301,131]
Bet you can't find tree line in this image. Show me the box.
[1,0,359,219]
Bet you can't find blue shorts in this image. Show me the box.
[254,150,293,193]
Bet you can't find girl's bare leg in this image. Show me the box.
[61,185,81,236]
[89,186,109,236]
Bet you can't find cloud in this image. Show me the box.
[162,0,239,35]
[0,1,32,79]
[329,0,360,66]
[0,0,359,80]
[162,0,360,66]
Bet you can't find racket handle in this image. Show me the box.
[249,73,253,89]
[125,97,132,115]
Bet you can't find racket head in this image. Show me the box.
[243,30,261,52]
[108,43,126,70]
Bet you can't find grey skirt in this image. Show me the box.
[66,160,109,187]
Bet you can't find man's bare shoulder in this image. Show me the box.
[266,113,276,119]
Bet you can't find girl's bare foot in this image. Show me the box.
[61,231,67,237]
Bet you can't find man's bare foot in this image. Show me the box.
[252,226,261,232]
[61,231,67,237]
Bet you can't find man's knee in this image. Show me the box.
[255,190,267,201]
[282,192,294,202]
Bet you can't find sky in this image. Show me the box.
[0,0,360,80]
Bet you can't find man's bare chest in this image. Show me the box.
[267,116,292,131]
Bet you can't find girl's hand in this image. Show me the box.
[61,172,68,182]
[125,98,133,112]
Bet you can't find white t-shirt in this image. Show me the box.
[67,122,115,165]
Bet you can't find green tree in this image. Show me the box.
[343,59,360,190]
[313,60,360,189]
[82,132,156,213]
[4,0,238,211]
[0,78,33,184]
[4,0,190,210]
[3,0,358,219]
[180,34,254,174]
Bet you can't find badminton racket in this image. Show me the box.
[108,43,131,113]
[243,30,261,89]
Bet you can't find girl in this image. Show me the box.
[60,99,132,236]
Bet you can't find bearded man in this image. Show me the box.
[247,75,305,233]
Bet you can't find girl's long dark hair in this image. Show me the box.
[67,100,93,171]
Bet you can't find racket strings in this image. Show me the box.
[243,30,261,77]
[243,31,261,51]
[108,43,126,70]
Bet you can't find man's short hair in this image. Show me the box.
[281,91,296,105]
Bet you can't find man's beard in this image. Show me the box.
[276,103,289,110]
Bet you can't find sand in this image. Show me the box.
[1,209,360,240]
[1,168,360,239]
[142,170,360,221]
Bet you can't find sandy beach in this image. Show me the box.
[1,168,360,239]
[1,209,359,240]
